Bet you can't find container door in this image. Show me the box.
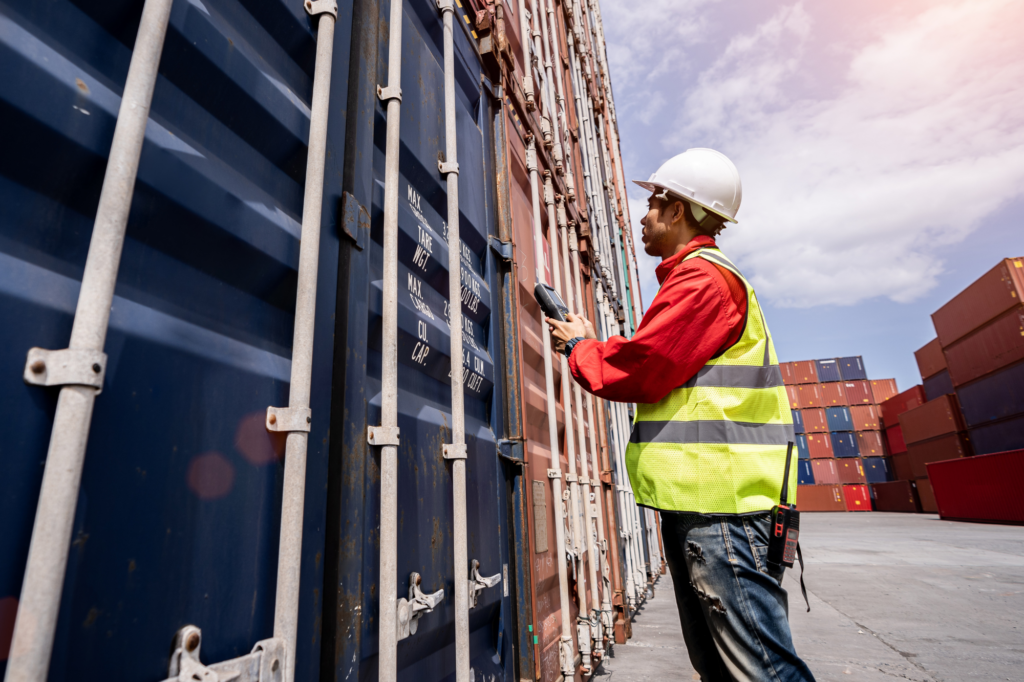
[324,0,513,679]
[0,0,351,678]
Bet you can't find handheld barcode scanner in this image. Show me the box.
[767,442,799,571]
[534,283,569,322]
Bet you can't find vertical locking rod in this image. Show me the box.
[3,2,173,680]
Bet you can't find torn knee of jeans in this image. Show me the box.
[687,541,706,565]
[690,582,727,614]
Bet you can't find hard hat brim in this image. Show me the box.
[632,179,739,224]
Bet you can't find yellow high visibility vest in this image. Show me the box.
[625,248,797,514]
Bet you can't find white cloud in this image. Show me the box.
[670,0,1024,307]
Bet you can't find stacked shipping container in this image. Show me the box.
[787,356,897,511]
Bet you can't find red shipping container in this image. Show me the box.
[943,306,1024,387]
[933,258,1024,348]
[801,408,828,433]
[811,458,840,483]
[884,425,907,454]
[791,360,819,384]
[796,384,823,409]
[871,480,921,512]
[869,378,898,405]
[916,478,937,513]
[781,361,798,385]
[906,433,972,478]
[785,385,799,409]
[844,380,874,404]
[914,338,947,380]
[837,458,866,484]
[899,394,967,445]
[819,382,848,406]
[850,405,880,430]
[856,431,886,456]
[927,449,1024,524]
[797,484,846,512]
[807,433,834,458]
[891,452,913,480]
[843,484,872,511]
[879,385,926,428]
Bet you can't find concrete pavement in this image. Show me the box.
[596,512,1024,682]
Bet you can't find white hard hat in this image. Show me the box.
[633,148,742,223]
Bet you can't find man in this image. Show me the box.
[548,148,815,682]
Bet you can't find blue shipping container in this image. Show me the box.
[816,358,842,383]
[792,409,805,434]
[968,414,1024,456]
[838,355,867,381]
[798,460,815,485]
[825,406,854,432]
[956,359,1024,427]
[796,433,810,459]
[831,432,860,458]
[923,368,954,402]
[862,457,893,483]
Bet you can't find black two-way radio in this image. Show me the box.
[768,441,810,611]
[767,442,799,570]
[534,282,569,322]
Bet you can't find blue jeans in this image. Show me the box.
[661,512,816,682]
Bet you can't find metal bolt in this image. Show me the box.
[185,632,200,652]
[268,414,277,425]
[306,416,311,424]
[92,363,101,373]
[30,360,45,374]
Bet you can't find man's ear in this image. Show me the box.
[671,199,687,226]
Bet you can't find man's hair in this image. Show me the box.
[681,200,727,238]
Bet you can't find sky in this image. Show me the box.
[600,0,1024,392]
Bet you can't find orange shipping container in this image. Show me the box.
[819,382,848,406]
[801,408,828,433]
[797,484,846,511]
[906,433,972,478]
[850,404,880,430]
[796,384,823,409]
[899,394,967,445]
[869,378,899,405]
[780,361,798,385]
[811,459,840,484]
[791,360,819,384]
[856,431,886,456]
[844,380,874,404]
[914,338,946,380]
[932,258,1024,347]
[807,433,834,458]
[785,385,799,409]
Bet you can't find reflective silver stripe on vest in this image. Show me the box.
[682,364,784,389]
[629,420,795,446]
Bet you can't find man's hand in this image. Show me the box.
[546,313,597,354]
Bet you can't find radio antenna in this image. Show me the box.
[780,441,794,505]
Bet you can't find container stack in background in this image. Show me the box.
[786,357,898,512]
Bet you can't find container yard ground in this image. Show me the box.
[598,512,1024,681]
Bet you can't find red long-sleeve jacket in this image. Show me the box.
[568,236,748,404]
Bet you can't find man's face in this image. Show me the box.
[640,193,684,258]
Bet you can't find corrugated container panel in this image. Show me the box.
[956,358,1024,428]
[819,382,848,406]
[785,385,799,410]
[944,306,1024,387]
[844,380,874,405]
[781,361,798,385]
[968,414,1024,456]
[923,368,954,402]
[900,395,966,444]
[843,484,872,511]
[884,425,907,454]
[932,258,1024,347]
[796,434,810,460]
[850,404,881,431]
[891,453,913,481]
[906,433,972,479]
[802,408,828,433]
[795,383,822,409]
[815,358,842,383]
[928,449,1024,523]
[796,485,845,512]
[836,458,866,484]
[791,360,819,384]
[869,378,898,405]
[797,460,815,485]
[916,478,938,513]
[807,433,833,458]
[856,431,886,457]
[879,385,926,428]
[862,457,893,484]
[811,459,840,484]
[914,338,946,380]
[830,432,860,458]
[792,409,805,434]
[870,481,921,512]
[838,356,868,381]
[825,406,853,432]
[0,1,353,678]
